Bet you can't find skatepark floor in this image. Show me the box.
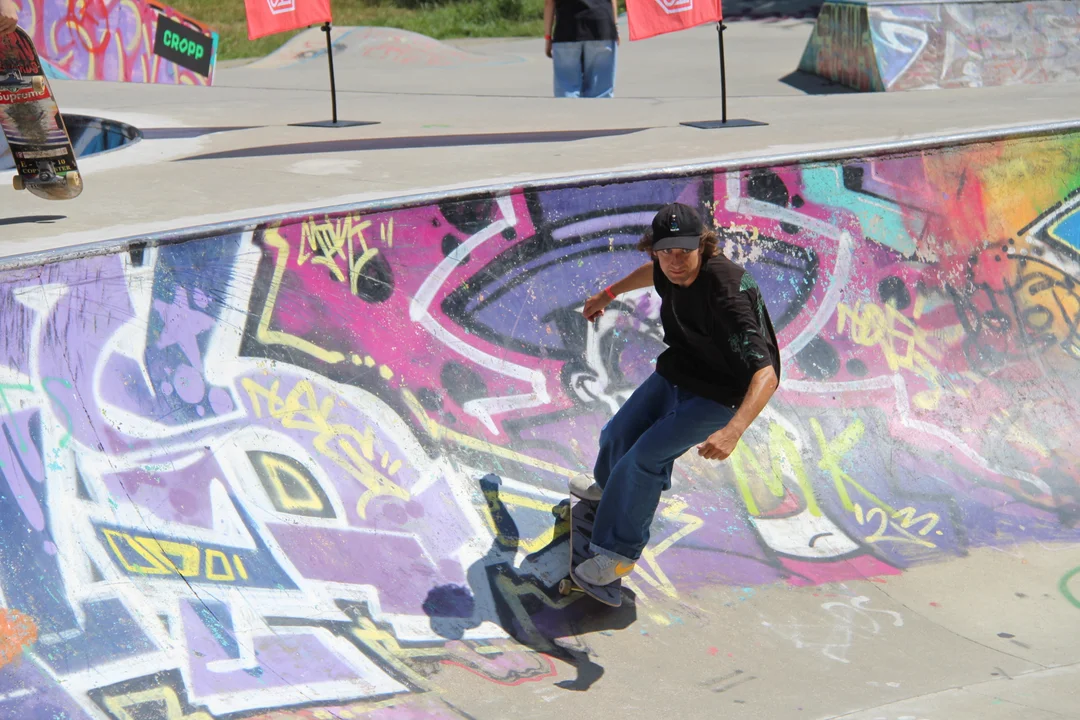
[4,19,1080,257]
[0,15,1079,720]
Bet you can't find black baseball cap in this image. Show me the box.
[651,203,704,251]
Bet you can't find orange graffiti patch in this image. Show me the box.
[0,608,38,668]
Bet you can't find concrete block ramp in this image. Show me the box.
[0,123,1078,719]
[799,0,1080,91]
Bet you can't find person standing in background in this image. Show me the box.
[543,0,619,98]
[0,0,19,36]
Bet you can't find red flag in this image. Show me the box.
[244,0,332,40]
[625,0,722,41]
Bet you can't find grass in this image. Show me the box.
[168,0,548,61]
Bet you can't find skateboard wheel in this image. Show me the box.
[12,176,24,191]
[557,505,570,521]
[66,171,82,190]
[32,77,44,94]
[558,578,573,596]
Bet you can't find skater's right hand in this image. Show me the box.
[582,291,613,322]
[0,0,18,35]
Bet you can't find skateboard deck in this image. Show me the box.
[0,28,82,200]
[557,496,623,607]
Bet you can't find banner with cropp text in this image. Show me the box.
[625,0,722,41]
[244,0,332,40]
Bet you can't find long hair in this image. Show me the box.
[636,227,719,259]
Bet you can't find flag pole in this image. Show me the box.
[324,22,339,123]
[290,21,378,128]
[717,21,727,124]
[680,18,766,130]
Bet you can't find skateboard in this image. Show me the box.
[0,28,82,200]
[557,495,623,607]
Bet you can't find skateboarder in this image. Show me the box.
[0,0,18,36]
[570,202,780,588]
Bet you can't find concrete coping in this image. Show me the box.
[2,118,1079,275]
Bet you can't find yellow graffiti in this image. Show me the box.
[811,418,940,548]
[836,300,945,409]
[258,229,346,364]
[102,529,252,582]
[729,422,821,518]
[104,686,211,720]
[730,418,941,549]
[205,550,235,581]
[854,504,939,548]
[633,497,703,599]
[480,487,568,554]
[243,377,409,518]
[348,616,433,686]
[298,214,393,298]
[493,573,577,651]
[811,416,867,513]
[254,217,396,364]
[349,603,554,687]
[255,452,327,513]
[1015,265,1080,359]
[890,506,941,536]
[401,389,576,479]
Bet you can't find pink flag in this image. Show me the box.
[245,0,332,41]
[625,0,722,41]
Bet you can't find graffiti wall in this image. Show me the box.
[10,0,217,84]
[801,0,1080,91]
[1,129,1080,718]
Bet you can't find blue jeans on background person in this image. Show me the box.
[590,372,735,563]
[552,40,617,98]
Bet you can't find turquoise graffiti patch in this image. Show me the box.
[802,166,917,256]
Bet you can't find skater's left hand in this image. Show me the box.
[0,0,18,36]
[697,425,741,461]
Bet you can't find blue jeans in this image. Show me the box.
[590,373,735,562]
[552,40,617,98]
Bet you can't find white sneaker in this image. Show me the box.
[573,553,636,586]
[569,473,603,501]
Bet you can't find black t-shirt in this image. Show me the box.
[553,0,617,42]
[652,253,781,409]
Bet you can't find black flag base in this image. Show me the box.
[290,120,379,128]
[680,23,767,130]
[289,22,377,129]
[680,119,768,130]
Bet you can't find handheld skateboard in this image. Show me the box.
[0,27,82,200]
[557,496,623,607]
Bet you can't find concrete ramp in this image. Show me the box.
[799,0,1080,91]
[0,125,1079,719]
[245,25,524,70]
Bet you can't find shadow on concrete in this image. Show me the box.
[0,215,66,226]
[779,71,860,95]
[423,473,636,692]
[140,126,262,140]
[178,128,649,161]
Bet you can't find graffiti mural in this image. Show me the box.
[800,0,1080,91]
[9,0,217,84]
[1,129,1080,717]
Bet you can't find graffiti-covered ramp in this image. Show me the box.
[799,0,1080,91]
[0,121,1079,719]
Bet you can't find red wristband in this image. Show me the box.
[604,286,616,301]
[544,34,552,40]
